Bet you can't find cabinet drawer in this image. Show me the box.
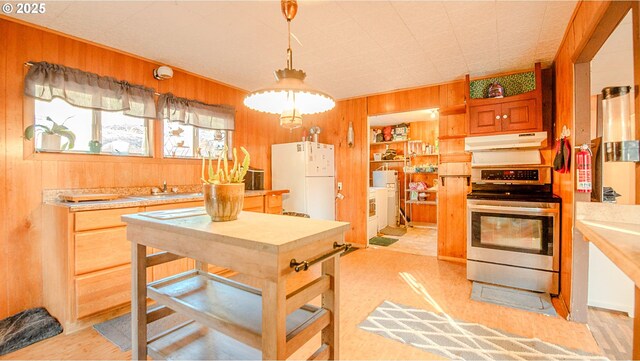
[145,201,203,211]
[265,194,282,208]
[75,265,131,319]
[75,207,142,231]
[243,196,264,212]
[75,227,130,275]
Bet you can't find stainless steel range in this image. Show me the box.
[466,166,560,294]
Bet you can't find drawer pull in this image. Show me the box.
[290,242,352,272]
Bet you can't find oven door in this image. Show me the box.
[467,200,559,272]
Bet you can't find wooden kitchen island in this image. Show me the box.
[122,209,350,360]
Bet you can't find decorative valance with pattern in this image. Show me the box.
[24,61,157,119]
[156,93,235,130]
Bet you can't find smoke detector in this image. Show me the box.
[153,65,173,80]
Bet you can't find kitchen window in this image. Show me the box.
[163,120,232,158]
[34,98,151,156]
[157,93,235,159]
[24,61,157,156]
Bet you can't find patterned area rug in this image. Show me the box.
[471,282,558,317]
[359,301,607,361]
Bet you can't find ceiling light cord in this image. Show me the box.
[287,20,293,70]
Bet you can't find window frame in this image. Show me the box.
[29,97,154,158]
[162,119,233,160]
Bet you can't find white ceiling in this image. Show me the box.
[369,108,439,127]
[9,0,577,99]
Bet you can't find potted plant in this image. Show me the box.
[201,146,250,221]
[24,116,76,152]
[88,140,102,154]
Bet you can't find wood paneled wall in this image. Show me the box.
[552,0,615,312]
[0,17,369,319]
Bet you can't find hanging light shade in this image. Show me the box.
[243,0,335,129]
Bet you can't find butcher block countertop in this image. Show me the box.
[575,202,640,360]
[44,189,288,212]
[575,202,640,287]
[575,218,640,287]
[123,210,350,253]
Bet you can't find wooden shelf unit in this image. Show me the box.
[146,269,326,357]
[370,159,407,163]
[369,140,408,146]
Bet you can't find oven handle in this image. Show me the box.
[468,204,559,215]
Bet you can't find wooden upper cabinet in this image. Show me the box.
[469,98,540,135]
[469,104,502,134]
[501,99,538,132]
[467,63,544,136]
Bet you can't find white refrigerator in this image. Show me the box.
[271,142,335,220]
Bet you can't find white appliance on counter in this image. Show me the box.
[372,170,398,227]
[272,141,335,220]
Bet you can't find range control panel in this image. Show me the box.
[481,169,539,181]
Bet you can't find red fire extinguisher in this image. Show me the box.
[576,144,592,193]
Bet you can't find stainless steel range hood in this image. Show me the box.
[465,132,548,167]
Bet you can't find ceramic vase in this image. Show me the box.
[203,183,245,221]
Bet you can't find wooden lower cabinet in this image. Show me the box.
[75,265,131,319]
[43,193,284,333]
[243,195,264,212]
[264,193,283,214]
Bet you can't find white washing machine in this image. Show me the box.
[367,189,377,240]
[370,187,388,230]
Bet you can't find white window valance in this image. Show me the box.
[24,61,157,119]
[157,93,235,130]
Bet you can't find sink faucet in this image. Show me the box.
[151,181,169,195]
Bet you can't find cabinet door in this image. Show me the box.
[469,104,502,135]
[501,99,539,132]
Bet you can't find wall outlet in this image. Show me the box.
[337,182,343,191]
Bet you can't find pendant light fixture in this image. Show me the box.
[243,0,335,129]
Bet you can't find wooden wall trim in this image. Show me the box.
[553,0,637,315]
[574,1,632,63]
[633,2,640,204]
[0,16,8,318]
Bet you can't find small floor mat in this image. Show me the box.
[93,311,189,351]
[471,282,558,316]
[369,236,399,247]
[0,307,62,356]
[380,226,407,237]
[359,300,605,360]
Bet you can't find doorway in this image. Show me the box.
[570,4,638,360]
[366,109,439,257]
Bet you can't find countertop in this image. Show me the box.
[123,210,349,253]
[45,189,289,212]
[575,202,640,287]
